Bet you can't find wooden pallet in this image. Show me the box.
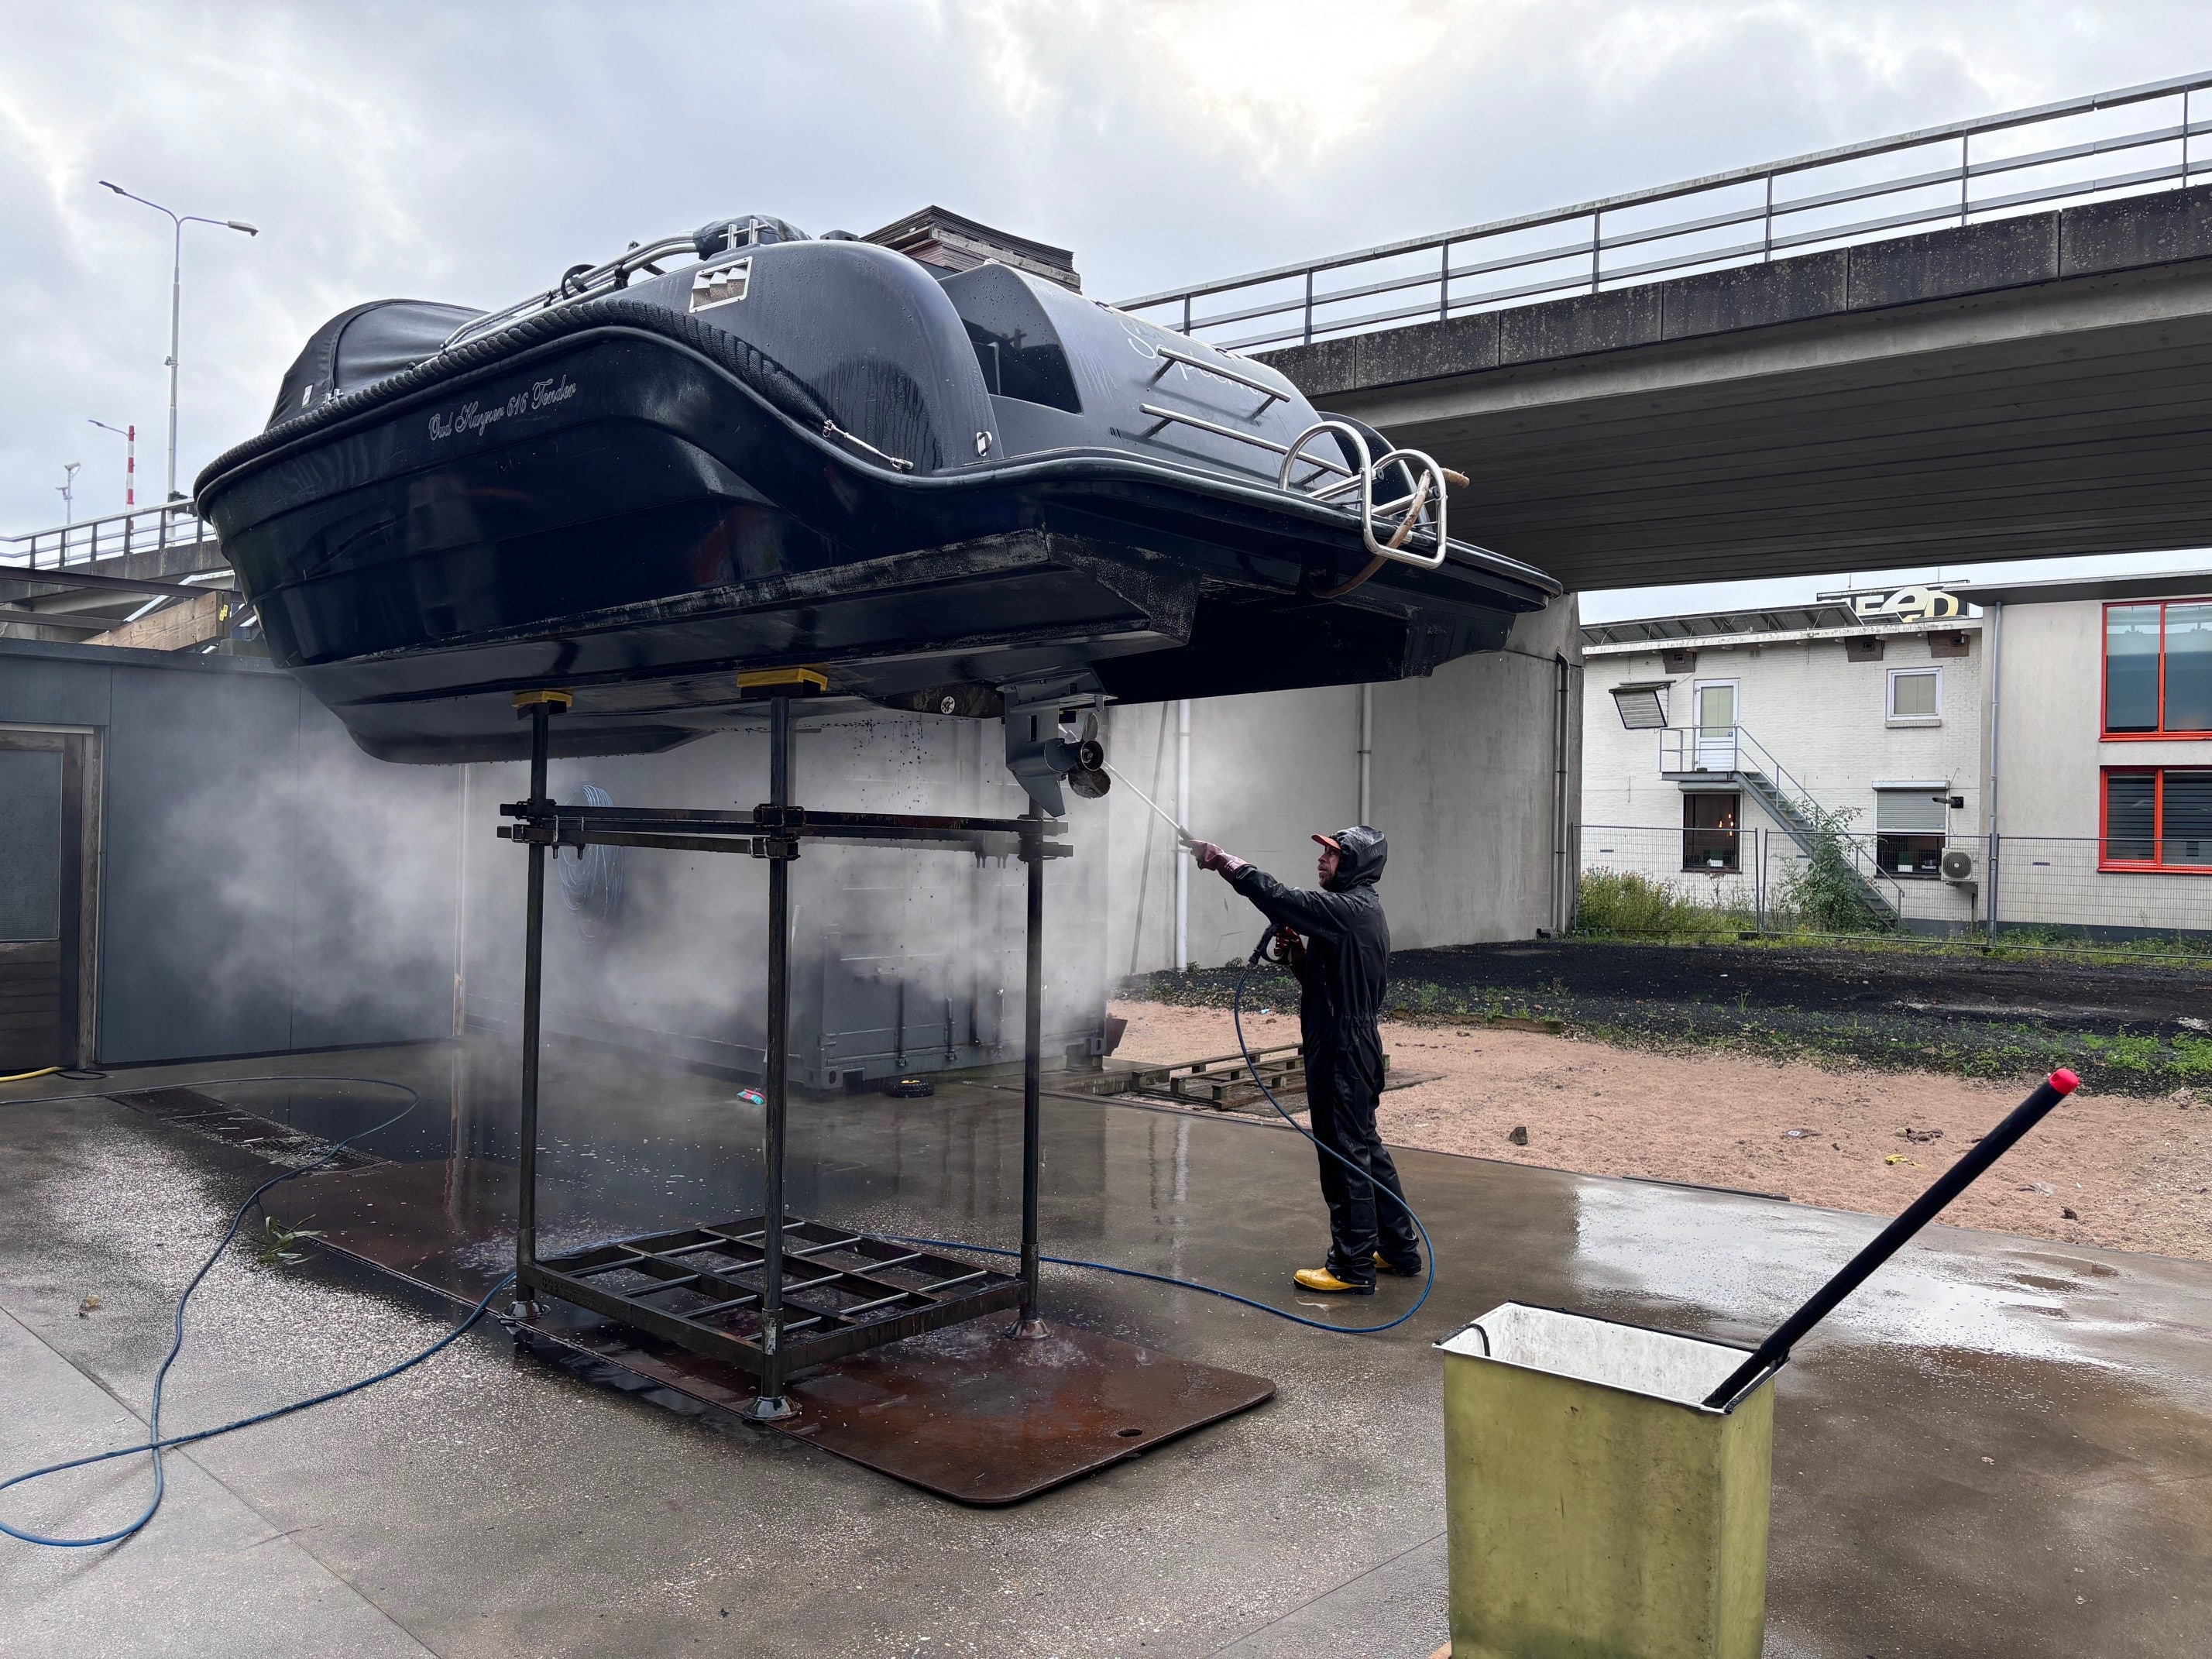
[1115,1043,1389,1113]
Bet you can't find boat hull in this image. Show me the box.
[201,293,1556,761]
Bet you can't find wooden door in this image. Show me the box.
[0,730,90,1072]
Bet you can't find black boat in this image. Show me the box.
[194,208,1558,803]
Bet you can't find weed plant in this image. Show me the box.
[1571,868,1743,939]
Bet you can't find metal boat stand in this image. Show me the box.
[496,680,1068,1420]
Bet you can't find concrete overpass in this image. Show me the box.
[1255,188,2212,590]
[1121,71,2212,591]
[0,506,239,649]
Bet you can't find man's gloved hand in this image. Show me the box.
[1184,840,1248,875]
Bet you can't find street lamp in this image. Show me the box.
[57,462,81,525]
[98,181,258,504]
[88,418,136,509]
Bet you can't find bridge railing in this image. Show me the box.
[1119,70,2212,354]
[2,502,217,572]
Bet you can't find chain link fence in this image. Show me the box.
[1574,824,2212,953]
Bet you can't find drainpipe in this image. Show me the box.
[1173,698,1190,970]
[1552,656,1572,933]
[1984,603,2002,936]
[452,763,470,1037]
[1357,685,1373,824]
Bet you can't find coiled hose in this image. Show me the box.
[0,1077,513,1549]
[2,936,1436,1551]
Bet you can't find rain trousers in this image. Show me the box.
[1226,826,1419,1285]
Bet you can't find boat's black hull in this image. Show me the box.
[200,271,1558,763]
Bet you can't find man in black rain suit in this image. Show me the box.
[1183,825,1420,1293]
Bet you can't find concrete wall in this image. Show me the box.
[1991,597,2212,934]
[1581,626,1986,928]
[0,639,462,1065]
[0,600,1581,1070]
[1104,595,1580,974]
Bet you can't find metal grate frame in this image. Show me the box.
[530,1215,1022,1376]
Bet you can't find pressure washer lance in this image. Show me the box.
[1101,761,1194,845]
[1702,1066,2080,1410]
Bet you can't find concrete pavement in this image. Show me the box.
[2,1045,2207,1657]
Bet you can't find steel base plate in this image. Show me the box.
[527,1312,1276,1505]
[266,1158,1275,1503]
[774,1318,1276,1503]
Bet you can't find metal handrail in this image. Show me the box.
[1148,341,1290,410]
[1,501,216,572]
[1657,725,1908,915]
[1119,70,2212,352]
[440,232,703,353]
[1729,727,1820,820]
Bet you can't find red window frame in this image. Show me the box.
[2100,599,2212,740]
[2098,767,2212,873]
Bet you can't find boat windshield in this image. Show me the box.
[940,264,1082,414]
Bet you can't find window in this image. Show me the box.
[942,263,1084,414]
[2100,769,2212,870]
[1681,792,1740,871]
[1887,667,1941,725]
[1874,785,1948,877]
[1609,682,1670,730]
[2104,600,2212,737]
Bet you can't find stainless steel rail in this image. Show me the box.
[440,232,703,352]
[1119,70,2212,352]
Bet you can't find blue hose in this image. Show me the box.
[0,1077,510,1550]
[2,944,1436,1551]
[893,928,1437,1336]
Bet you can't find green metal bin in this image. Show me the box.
[1436,1303,1775,1659]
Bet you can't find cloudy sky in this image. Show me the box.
[5,1,2210,611]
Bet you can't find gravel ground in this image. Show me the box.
[1123,937,2212,1096]
[1110,1001,2212,1263]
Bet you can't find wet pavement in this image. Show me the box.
[2,1038,2208,1657]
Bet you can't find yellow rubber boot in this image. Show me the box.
[1294,1266,1375,1295]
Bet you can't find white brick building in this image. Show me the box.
[1581,573,2212,940]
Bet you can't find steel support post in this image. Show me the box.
[1012,801,1049,1338]
[746,692,798,1419]
[511,694,559,1320]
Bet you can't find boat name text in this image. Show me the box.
[428,376,579,441]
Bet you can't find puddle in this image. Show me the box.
[1565,1183,2153,1370]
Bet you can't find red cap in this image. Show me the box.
[1312,833,1343,851]
[2049,1068,2080,1095]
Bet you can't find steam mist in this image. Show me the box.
[460,707,1114,1087]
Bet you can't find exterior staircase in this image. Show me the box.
[1661,724,1904,922]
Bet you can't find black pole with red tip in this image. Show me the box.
[1703,1068,2080,1410]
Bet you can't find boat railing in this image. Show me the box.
[1132,404,1459,569]
[439,232,704,353]
[2,501,217,572]
[1147,342,1290,412]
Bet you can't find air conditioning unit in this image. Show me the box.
[1940,847,1977,887]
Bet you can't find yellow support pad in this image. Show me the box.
[737,668,829,696]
